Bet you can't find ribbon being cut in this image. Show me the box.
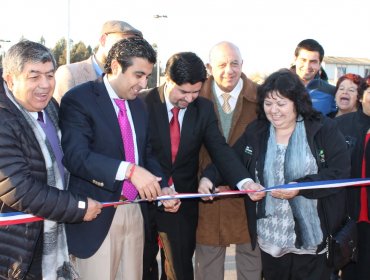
[2,178,370,226]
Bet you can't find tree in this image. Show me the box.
[52,38,67,66]
[70,41,91,63]
[51,38,92,67]
[49,38,157,88]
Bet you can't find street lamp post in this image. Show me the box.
[153,15,168,86]
[66,0,71,64]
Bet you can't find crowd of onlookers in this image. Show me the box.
[0,19,369,280]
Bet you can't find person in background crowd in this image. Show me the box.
[53,20,142,103]
[328,73,364,118]
[143,51,263,280]
[59,37,177,280]
[203,68,350,280]
[195,41,261,280]
[290,39,336,116]
[0,40,101,280]
[335,75,370,280]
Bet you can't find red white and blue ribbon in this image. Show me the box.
[0,212,44,226]
[2,178,370,226]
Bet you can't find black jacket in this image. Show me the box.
[336,109,370,220]
[0,75,87,279]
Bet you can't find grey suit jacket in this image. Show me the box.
[53,56,99,103]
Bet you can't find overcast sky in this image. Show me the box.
[1,0,369,74]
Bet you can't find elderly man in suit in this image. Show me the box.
[195,41,262,280]
[59,37,177,280]
[53,20,142,103]
[144,52,264,280]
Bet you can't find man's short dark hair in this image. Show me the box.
[165,52,207,85]
[104,37,156,74]
[294,39,325,62]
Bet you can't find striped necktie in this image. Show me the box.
[221,93,232,113]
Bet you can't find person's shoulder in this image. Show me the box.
[321,114,337,127]
[191,96,216,114]
[0,96,24,129]
[306,79,336,95]
[241,73,258,103]
[55,57,92,76]
[336,111,356,120]
[195,96,213,106]
[141,87,157,98]
[318,113,356,138]
[142,87,160,105]
[245,118,266,132]
[63,79,98,100]
[335,111,357,125]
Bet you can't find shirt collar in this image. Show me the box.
[163,83,176,112]
[92,55,104,77]
[213,78,243,99]
[103,75,121,100]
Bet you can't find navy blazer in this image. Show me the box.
[59,77,164,258]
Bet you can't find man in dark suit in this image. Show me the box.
[59,37,177,280]
[144,52,264,280]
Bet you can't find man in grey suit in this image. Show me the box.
[53,20,142,103]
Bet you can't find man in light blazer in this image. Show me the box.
[53,20,142,103]
[59,38,177,280]
[143,52,264,280]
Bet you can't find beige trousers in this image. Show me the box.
[76,204,144,280]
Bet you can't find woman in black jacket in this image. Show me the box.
[204,69,350,280]
[335,75,370,280]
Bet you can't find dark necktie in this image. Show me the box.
[114,99,138,201]
[170,107,180,163]
[37,111,44,123]
[36,110,65,184]
[168,107,180,186]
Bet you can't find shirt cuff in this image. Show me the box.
[236,178,254,190]
[116,161,131,181]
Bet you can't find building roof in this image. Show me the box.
[323,56,370,66]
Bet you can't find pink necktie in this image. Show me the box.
[114,99,138,201]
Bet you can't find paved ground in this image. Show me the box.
[157,244,237,279]
[224,245,237,279]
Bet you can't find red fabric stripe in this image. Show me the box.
[0,216,43,226]
[359,133,370,223]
